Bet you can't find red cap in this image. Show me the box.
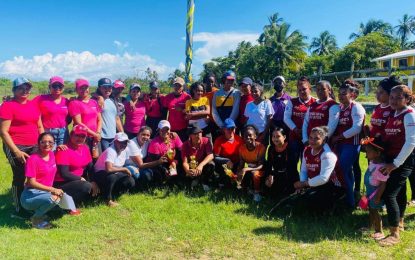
[49,76,64,85]
[113,80,125,89]
[72,125,88,136]
[75,79,89,89]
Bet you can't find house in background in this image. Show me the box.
[371,49,415,89]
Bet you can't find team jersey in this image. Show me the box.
[370,104,393,138]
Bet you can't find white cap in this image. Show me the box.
[114,132,129,142]
[158,120,171,130]
[273,76,286,83]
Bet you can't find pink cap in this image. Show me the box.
[75,79,89,89]
[113,80,125,89]
[49,76,64,85]
[72,125,88,136]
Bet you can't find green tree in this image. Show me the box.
[168,69,186,83]
[258,13,284,44]
[309,31,338,56]
[395,14,415,49]
[349,19,393,40]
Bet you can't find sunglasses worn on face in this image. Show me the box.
[51,84,64,90]
[40,141,55,145]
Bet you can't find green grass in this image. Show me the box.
[1,148,415,259]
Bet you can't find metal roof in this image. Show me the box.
[372,49,415,62]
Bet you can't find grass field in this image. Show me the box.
[1,145,415,259]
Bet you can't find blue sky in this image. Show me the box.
[0,0,414,81]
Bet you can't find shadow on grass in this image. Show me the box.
[0,189,30,229]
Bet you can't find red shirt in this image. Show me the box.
[181,137,213,163]
[213,134,243,164]
[335,103,361,145]
[289,97,315,141]
[370,104,393,138]
[238,94,254,125]
[144,94,165,118]
[307,99,337,136]
[383,109,413,159]
[0,99,40,145]
[162,92,191,131]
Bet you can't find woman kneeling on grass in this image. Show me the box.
[93,132,136,207]
[54,125,100,209]
[20,133,63,229]
[378,85,415,246]
[293,126,345,212]
[237,125,266,202]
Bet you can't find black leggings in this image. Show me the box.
[353,154,362,192]
[409,166,415,200]
[94,171,135,201]
[3,144,36,212]
[185,162,215,186]
[383,154,414,227]
[54,180,92,204]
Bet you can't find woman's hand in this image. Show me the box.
[80,177,86,181]
[51,188,64,197]
[56,144,68,151]
[265,175,274,187]
[94,132,101,142]
[294,181,308,190]
[14,150,30,164]
[123,167,132,176]
[380,163,397,175]
[158,156,168,165]
[194,165,203,176]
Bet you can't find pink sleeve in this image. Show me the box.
[85,145,92,163]
[147,140,159,155]
[55,150,69,165]
[373,168,389,182]
[174,136,183,150]
[68,101,81,117]
[25,155,38,178]
[0,102,13,120]
[92,99,102,113]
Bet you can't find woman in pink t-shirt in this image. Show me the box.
[124,84,146,139]
[54,125,99,206]
[0,77,44,217]
[20,133,63,229]
[33,76,70,149]
[68,79,102,158]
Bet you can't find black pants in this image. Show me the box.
[185,162,215,186]
[54,180,92,204]
[383,154,414,227]
[3,144,36,212]
[264,171,296,200]
[287,139,303,182]
[409,163,415,200]
[94,171,135,201]
[353,152,362,192]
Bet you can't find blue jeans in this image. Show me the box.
[45,127,68,150]
[337,144,360,207]
[20,188,59,218]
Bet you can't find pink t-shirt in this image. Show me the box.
[368,162,389,187]
[25,152,57,187]
[148,135,183,156]
[33,95,69,129]
[162,92,191,131]
[0,99,40,145]
[123,100,146,134]
[54,144,92,182]
[68,99,101,132]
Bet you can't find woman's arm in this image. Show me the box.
[105,161,131,175]
[327,104,340,138]
[308,151,337,187]
[302,109,310,144]
[342,103,365,139]
[283,99,297,130]
[115,115,124,133]
[27,178,63,196]
[57,165,82,181]
[0,119,29,163]
[37,117,44,134]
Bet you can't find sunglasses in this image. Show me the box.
[40,141,55,145]
[51,84,64,90]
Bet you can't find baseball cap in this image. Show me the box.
[223,118,236,129]
[98,78,112,87]
[49,76,64,86]
[273,76,286,84]
[13,77,32,89]
[187,123,202,135]
[173,77,185,86]
[75,79,89,89]
[158,120,171,130]
[129,83,141,91]
[113,80,125,89]
[223,70,236,80]
[71,125,88,136]
[239,77,253,86]
[114,132,129,142]
[150,81,159,89]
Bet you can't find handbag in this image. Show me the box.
[358,188,378,210]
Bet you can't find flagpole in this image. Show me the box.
[185,0,194,84]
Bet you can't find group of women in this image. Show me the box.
[0,72,414,246]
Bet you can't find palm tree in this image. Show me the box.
[395,14,415,49]
[349,19,393,40]
[259,13,284,44]
[310,31,338,56]
[260,22,307,75]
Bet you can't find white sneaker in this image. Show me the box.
[253,193,262,202]
[191,179,199,188]
[202,184,211,192]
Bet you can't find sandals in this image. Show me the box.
[378,235,400,247]
[31,219,52,229]
[371,232,385,241]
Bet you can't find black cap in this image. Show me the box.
[187,123,202,135]
[150,81,159,89]
[239,77,253,86]
[98,78,112,87]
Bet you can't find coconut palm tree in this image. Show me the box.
[260,22,307,75]
[310,31,338,56]
[259,13,284,44]
[349,19,393,40]
[395,14,415,49]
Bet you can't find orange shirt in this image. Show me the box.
[203,87,219,119]
[239,142,266,165]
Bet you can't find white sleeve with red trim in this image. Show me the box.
[308,144,337,187]
[342,102,366,139]
[393,111,415,168]
[327,104,340,138]
[299,152,308,182]
[283,99,297,130]
[302,108,310,143]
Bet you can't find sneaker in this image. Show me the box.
[69,209,82,216]
[253,193,262,202]
[202,184,211,192]
[191,179,199,188]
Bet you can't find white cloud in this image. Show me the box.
[192,32,259,63]
[178,62,186,71]
[0,51,174,82]
[113,40,129,52]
